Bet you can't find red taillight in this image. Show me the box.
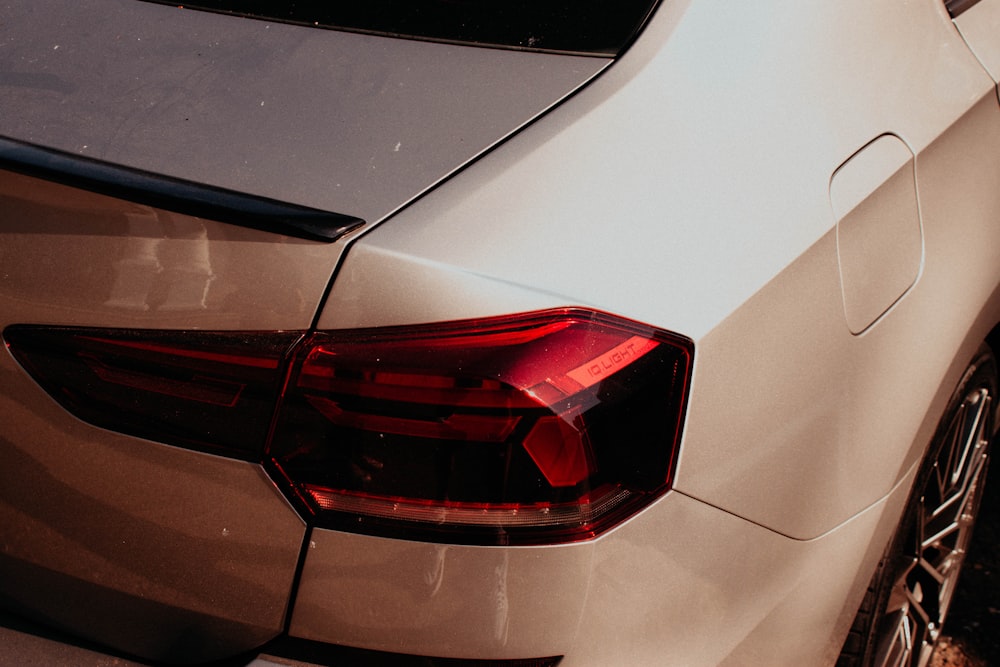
[3,326,302,459]
[268,309,692,544]
[4,309,692,545]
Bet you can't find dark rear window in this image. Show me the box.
[140,0,663,56]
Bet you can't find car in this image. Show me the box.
[2,0,1000,665]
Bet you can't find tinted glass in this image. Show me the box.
[140,0,662,55]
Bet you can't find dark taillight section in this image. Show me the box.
[268,309,692,545]
[3,326,302,459]
[3,309,691,545]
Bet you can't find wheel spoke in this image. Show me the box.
[874,609,914,667]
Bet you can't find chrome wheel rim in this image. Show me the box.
[873,384,993,667]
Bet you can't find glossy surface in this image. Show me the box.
[0,170,343,330]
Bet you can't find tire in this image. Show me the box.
[838,345,998,667]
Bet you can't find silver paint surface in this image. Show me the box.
[0,0,606,223]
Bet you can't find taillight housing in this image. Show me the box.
[4,309,692,545]
[268,309,692,544]
[3,326,301,459]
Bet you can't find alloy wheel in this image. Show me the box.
[873,376,994,667]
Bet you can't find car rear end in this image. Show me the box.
[4,1,1000,666]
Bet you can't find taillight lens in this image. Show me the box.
[268,309,692,544]
[3,326,302,459]
[3,309,692,545]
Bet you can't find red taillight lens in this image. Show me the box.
[268,309,692,544]
[4,309,692,545]
[3,326,302,459]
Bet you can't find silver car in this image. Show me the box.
[2,1,1000,665]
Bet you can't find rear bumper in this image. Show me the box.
[288,481,913,667]
[1,475,912,667]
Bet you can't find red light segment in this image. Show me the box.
[81,353,246,407]
[298,349,541,409]
[522,414,594,488]
[268,309,692,545]
[306,394,522,442]
[75,335,283,369]
[565,335,659,389]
